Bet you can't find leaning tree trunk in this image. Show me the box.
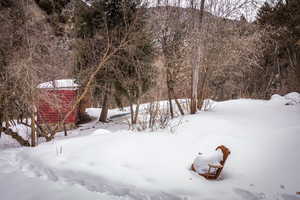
[1,127,30,147]
[170,87,184,116]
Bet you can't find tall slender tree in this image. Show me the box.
[190,0,205,114]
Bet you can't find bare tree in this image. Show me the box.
[189,0,205,114]
[150,1,190,117]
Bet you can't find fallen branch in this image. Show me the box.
[0,127,30,146]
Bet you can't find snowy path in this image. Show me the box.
[0,149,133,200]
[0,145,181,200]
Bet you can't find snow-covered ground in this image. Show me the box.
[1,93,300,200]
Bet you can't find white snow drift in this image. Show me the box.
[0,93,300,200]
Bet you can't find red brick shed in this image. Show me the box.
[37,79,79,130]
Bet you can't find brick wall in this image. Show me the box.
[37,89,78,124]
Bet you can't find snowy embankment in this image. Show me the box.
[0,93,300,200]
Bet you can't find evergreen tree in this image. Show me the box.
[74,0,155,123]
[34,0,70,15]
[257,0,300,38]
[256,0,300,90]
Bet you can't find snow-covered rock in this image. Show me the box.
[271,92,300,105]
[270,94,288,103]
[92,129,111,136]
[284,92,300,105]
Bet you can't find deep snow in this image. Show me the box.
[0,93,300,200]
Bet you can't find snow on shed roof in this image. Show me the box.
[37,79,79,90]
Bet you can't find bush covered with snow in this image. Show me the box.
[284,92,300,105]
[271,92,300,105]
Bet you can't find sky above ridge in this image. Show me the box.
[148,0,266,21]
[81,0,266,21]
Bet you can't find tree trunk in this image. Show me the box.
[166,68,175,118]
[99,84,111,122]
[190,0,205,114]
[167,86,174,118]
[31,112,36,147]
[1,127,30,147]
[63,123,68,136]
[129,102,134,125]
[133,100,140,124]
[190,65,199,114]
[197,71,208,109]
[170,88,184,115]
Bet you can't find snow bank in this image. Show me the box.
[271,92,300,105]
[1,93,300,200]
[92,129,111,135]
[284,92,300,105]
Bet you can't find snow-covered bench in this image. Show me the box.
[191,145,231,180]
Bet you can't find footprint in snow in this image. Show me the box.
[281,194,300,200]
[233,188,265,200]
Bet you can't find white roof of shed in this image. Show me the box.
[37,79,79,90]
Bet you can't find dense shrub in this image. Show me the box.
[0,0,13,8]
[34,0,70,15]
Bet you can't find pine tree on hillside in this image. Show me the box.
[34,0,70,15]
[257,0,300,38]
[74,0,155,124]
[256,0,300,90]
